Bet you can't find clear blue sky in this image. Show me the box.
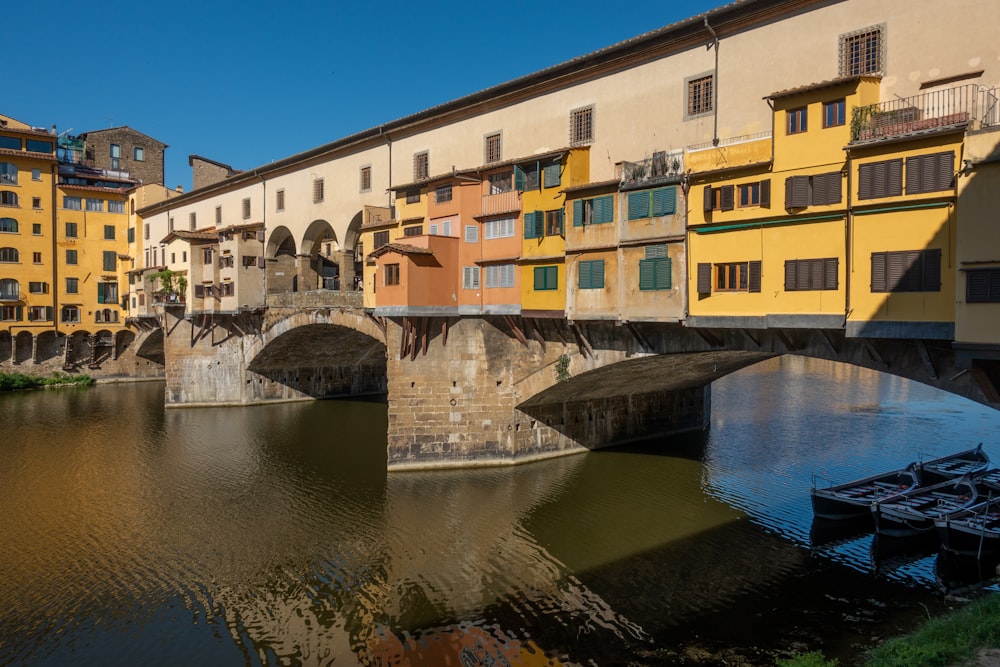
[6,0,723,191]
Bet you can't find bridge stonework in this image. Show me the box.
[159,303,1000,470]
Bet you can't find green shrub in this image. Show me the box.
[776,651,838,667]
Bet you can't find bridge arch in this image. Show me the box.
[300,219,339,290]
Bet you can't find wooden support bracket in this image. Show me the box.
[741,329,760,349]
[626,322,652,352]
[695,328,723,348]
[915,340,938,380]
[862,339,886,366]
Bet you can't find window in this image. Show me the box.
[739,183,760,208]
[313,178,324,203]
[858,158,903,199]
[110,143,121,170]
[488,171,512,194]
[85,199,103,212]
[714,261,762,292]
[0,191,18,207]
[276,189,285,212]
[406,189,420,204]
[168,217,174,232]
[434,184,452,204]
[840,25,884,76]
[189,212,197,229]
[967,268,1000,303]
[578,259,605,289]
[373,231,390,248]
[27,306,51,322]
[242,197,251,219]
[65,222,78,238]
[134,146,145,161]
[32,168,41,181]
[0,136,20,150]
[144,223,150,239]
[462,266,480,289]
[95,309,119,323]
[203,248,213,264]
[703,184,734,212]
[523,211,543,239]
[32,252,41,263]
[543,162,561,189]
[906,151,955,194]
[464,225,478,243]
[533,266,558,291]
[0,162,17,185]
[545,209,564,236]
[384,263,400,286]
[127,227,134,243]
[0,247,18,262]
[484,217,515,240]
[0,217,17,233]
[484,264,515,288]
[687,74,713,117]
[26,139,53,154]
[103,251,116,271]
[871,249,941,292]
[97,282,118,304]
[639,246,672,291]
[219,255,234,268]
[787,107,808,134]
[66,278,79,294]
[63,196,81,210]
[627,187,676,220]
[108,200,124,213]
[516,163,540,191]
[221,282,235,296]
[441,220,453,237]
[0,305,21,321]
[484,132,502,163]
[413,152,429,181]
[784,258,838,291]
[31,197,40,209]
[104,225,115,240]
[0,278,17,299]
[569,105,594,147]
[360,165,371,193]
[785,172,841,208]
[403,225,422,237]
[32,223,41,235]
[61,306,80,323]
[824,99,846,128]
[573,196,614,226]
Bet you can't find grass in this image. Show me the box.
[778,593,1000,666]
[0,371,94,392]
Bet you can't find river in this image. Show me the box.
[1,356,998,666]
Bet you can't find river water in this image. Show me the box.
[1,356,999,666]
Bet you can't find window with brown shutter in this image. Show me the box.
[966,268,1000,303]
[905,151,955,194]
[785,176,810,208]
[811,172,843,205]
[697,263,712,294]
[858,159,903,200]
[785,258,839,290]
[748,261,762,292]
[704,185,734,212]
[871,249,941,292]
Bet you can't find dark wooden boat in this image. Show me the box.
[811,463,920,521]
[934,494,1000,558]
[871,474,982,539]
[918,443,990,483]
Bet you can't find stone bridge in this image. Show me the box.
[155,294,999,470]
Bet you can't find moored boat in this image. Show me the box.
[918,443,990,483]
[871,473,982,539]
[934,495,1000,558]
[811,463,920,522]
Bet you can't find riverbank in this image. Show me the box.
[0,371,93,391]
[780,592,1000,666]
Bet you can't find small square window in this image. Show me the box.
[823,99,846,128]
[32,223,41,235]
[134,146,145,161]
[313,179,324,203]
[32,197,41,209]
[569,106,594,146]
[413,152,429,181]
[840,25,884,76]
[31,169,41,181]
[360,165,371,193]
[484,132,502,163]
[276,190,285,212]
[687,75,713,117]
[104,225,115,240]
[242,198,251,219]
[787,107,808,134]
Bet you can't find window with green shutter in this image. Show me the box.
[523,211,543,239]
[651,187,676,216]
[627,191,650,220]
[103,251,116,272]
[533,265,558,291]
[573,196,614,226]
[543,162,561,188]
[578,259,605,289]
[639,245,671,291]
[629,187,676,220]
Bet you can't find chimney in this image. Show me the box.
[175,185,184,193]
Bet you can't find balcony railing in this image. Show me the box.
[620,149,684,188]
[0,291,21,303]
[480,190,520,217]
[851,84,999,143]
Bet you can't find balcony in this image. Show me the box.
[480,190,521,217]
[850,84,999,144]
[620,149,684,189]
[0,291,21,303]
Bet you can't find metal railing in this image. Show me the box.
[687,131,771,152]
[620,149,684,188]
[851,84,999,143]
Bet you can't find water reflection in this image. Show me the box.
[1,356,1000,665]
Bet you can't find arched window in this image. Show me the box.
[0,191,18,207]
[0,218,17,233]
[0,163,16,185]
[0,247,18,263]
[0,278,19,299]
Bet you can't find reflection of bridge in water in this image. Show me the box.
[147,288,1000,470]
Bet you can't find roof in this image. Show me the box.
[189,155,242,173]
[561,178,621,195]
[139,0,817,214]
[78,126,168,149]
[0,147,57,162]
[767,74,881,101]
[161,229,219,243]
[367,242,434,260]
[58,183,132,194]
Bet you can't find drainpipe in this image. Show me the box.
[51,162,59,335]
[705,18,720,147]
[845,149,853,325]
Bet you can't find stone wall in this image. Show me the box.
[0,328,165,381]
